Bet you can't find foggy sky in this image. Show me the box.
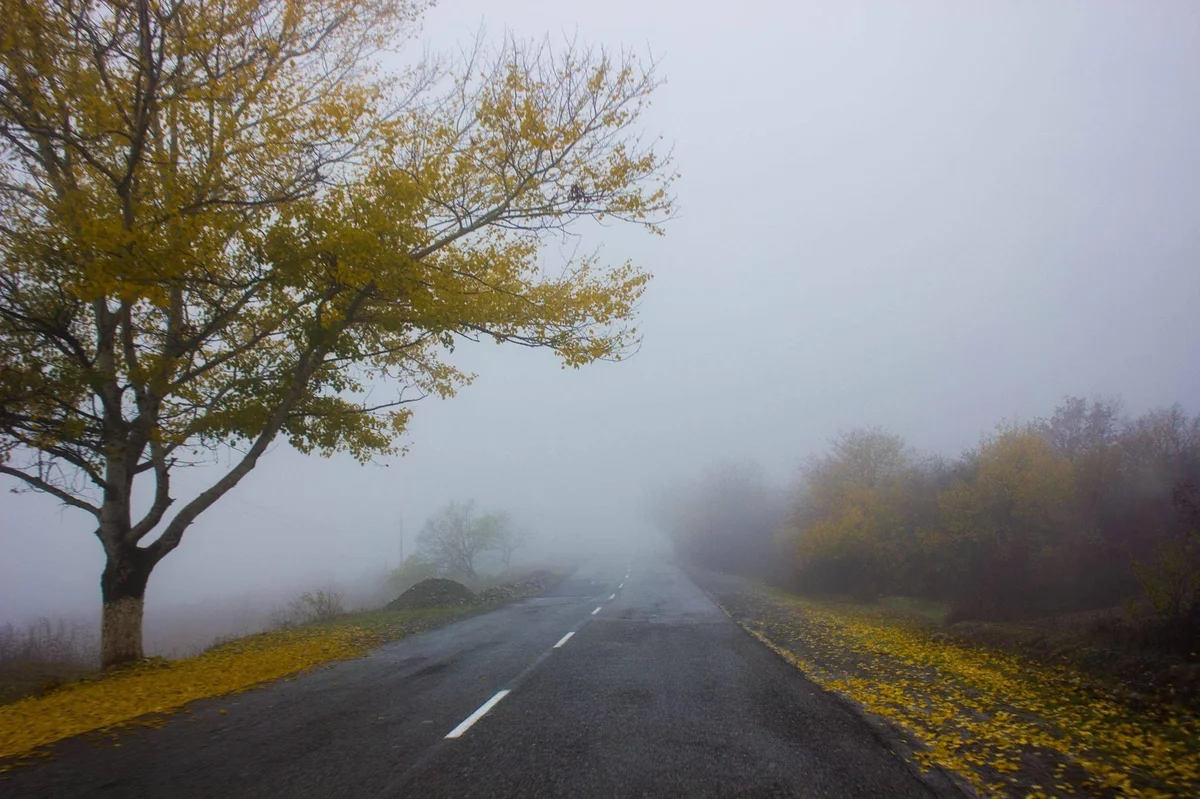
[4,0,1200,622]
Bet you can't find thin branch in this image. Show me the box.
[0,464,101,517]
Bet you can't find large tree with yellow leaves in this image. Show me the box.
[0,0,674,666]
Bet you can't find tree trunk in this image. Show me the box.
[100,545,153,668]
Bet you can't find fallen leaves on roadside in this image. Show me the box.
[0,608,456,766]
[728,590,1200,798]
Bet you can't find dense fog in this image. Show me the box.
[3,0,1199,656]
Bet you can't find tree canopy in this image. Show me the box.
[417,500,497,580]
[0,0,675,665]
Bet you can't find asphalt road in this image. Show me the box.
[0,559,937,798]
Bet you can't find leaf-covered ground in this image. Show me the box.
[0,607,467,769]
[702,576,1200,798]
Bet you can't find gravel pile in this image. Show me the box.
[386,578,479,611]
[479,570,559,603]
[478,585,519,602]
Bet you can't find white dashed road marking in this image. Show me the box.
[608,593,616,600]
[445,690,511,739]
[553,632,575,648]
[619,583,624,588]
[591,606,602,615]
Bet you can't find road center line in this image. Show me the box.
[553,631,575,648]
[591,606,602,615]
[608,593,616,600]
[619,582,624,588]
[445,690,511,739]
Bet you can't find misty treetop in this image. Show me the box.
[413,499,527,581]
[0,0,675,666]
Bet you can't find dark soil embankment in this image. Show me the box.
[386,570,563,611]
[386,578,478,611]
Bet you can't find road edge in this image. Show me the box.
[0,572,575,775]
[684,567,978,799]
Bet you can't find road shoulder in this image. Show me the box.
[691,569,1200,798]
[690,570,976,799]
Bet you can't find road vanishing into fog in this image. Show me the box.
[1,560,939,798]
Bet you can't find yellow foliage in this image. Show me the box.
[0,0,675,472]
[738,592,1200,797]
[790,429,916,594]
[1135,535,1200,621]
[0,610,457,765]
[940,425,1076,548]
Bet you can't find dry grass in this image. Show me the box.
[0,606,465,769]
[267,587,348,629]
[0,619,100,706]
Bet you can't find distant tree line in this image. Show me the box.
[655,397,1200,654]
[649,460,789,580]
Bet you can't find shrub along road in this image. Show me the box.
[0,560,939,798]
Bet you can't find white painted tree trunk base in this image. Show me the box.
[101,595,145,668]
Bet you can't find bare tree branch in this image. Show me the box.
[0,464,100,517]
